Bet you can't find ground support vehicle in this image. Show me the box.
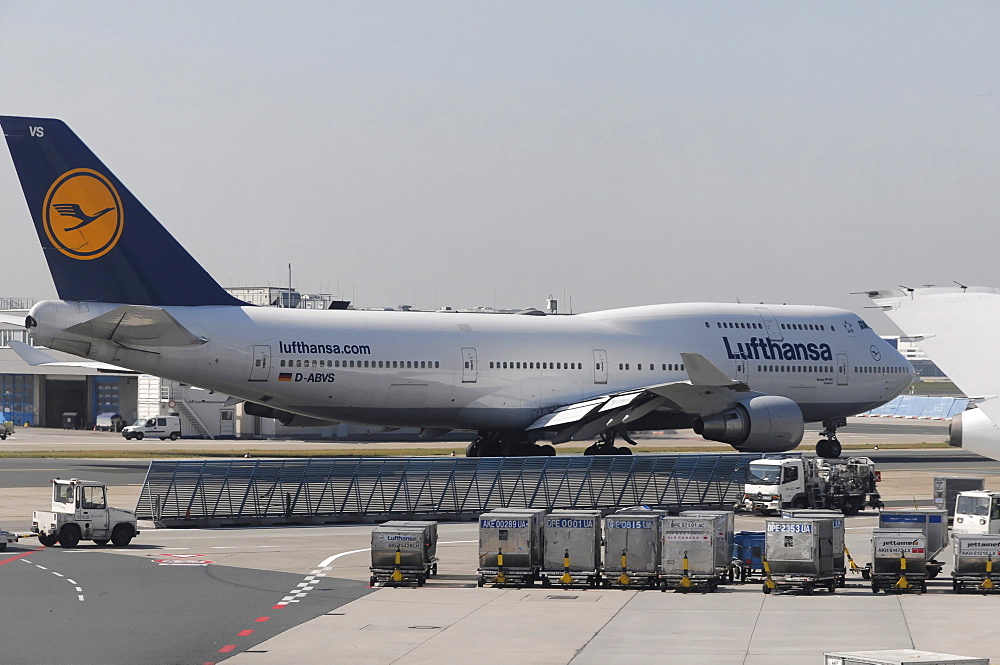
[680,510,736,583]
[477,510,541,587]
[540,510,602,588]
[783,509,847,586]
[824,649,988,665]
[762,518,838,594]
[951,534,1000,593]
[869,529,927,594]
[122,415,181,441]
[953,491,1000,535]
[733,531,765,582]
[603,509,664,589]
[0,420,13,440]
[369,521,438,587]
[0,528,16,551]
[934,476,985,516]
[868,509,948,579]
[31,478,138,548]
[742,456,881,515]
[660,517,720,592]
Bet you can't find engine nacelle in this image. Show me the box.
[950,408,1000,459]
[692,395,804,452]
[243,402,339,428]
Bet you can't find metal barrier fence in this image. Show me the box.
[136,453,776,526]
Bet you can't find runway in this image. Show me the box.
[2,425,998,664]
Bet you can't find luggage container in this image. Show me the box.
[490,508,547,565]
[603,511,664,588]
[780,509,846,586]
[477,511,541,587]
[934,476,985,517]
[762,518,838,594]
[870,528,927,594]
[875,508,948,578]
[951,534,1000,593]
[540,510,602,588]
[660,517,719,591]
[824,649,988,665]
[369,521,438,587]
[733,530,765,582]
[679,510,736,582]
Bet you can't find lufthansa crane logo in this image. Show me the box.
[42,169,123,260]
[870,345,881,362]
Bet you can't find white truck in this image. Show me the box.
[32,478,139,548]
[741,456,882,515]
[122,415,181,441]
[953,491,1000,534]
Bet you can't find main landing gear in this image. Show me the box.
[583,429,634,456]
[815,418,845,458]
[465,432,556,457]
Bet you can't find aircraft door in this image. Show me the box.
[837,353,848,386]
[593,349,608,384]
[248,345,271,382]
[735,357,748,383]
[220,409,235,437]
[461,347,478,383]
[755,307,783,341]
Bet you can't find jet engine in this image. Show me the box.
[692,395,804,452]
[243,402,338,428]
[949,408,1000,459]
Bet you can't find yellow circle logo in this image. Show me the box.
[42,169,123,260]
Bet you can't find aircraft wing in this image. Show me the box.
[527,353,750,444]
[0,313,25,326]
[867,286,1000,427]
[9,340,136,373]
[64,305,208,348]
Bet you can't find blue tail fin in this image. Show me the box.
[1,116,244,306]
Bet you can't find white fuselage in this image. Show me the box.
[28,300,912,433]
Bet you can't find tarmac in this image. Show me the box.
[2,422,1000,665]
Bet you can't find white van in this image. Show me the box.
[122,415,181,441]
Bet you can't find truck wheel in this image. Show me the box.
[58,524,81,548]
[0,433,6,440]
[135,432,143,441]
[94,539,110,546]
[123,434,131,440]
[38,533,58,547]
[170,432,179,441]
[111,523,135,547]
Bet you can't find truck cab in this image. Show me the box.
[742,458,808,514]
[953,491,1000,534]
[122,415,181,441]
[31,478,139,548]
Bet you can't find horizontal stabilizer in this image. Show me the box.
[64,305,207,347]
[9,340,133,372]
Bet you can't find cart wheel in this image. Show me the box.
[802,584,814,596]
[928,567,939,580]
[417,577,425,587]
[861,567,871,580]
[919,581,927,594]
[369,576,377,587]
[827,580,837,594]
[708,580,718,593]
[762,584,771,594]
[871,582,880,594]
[953,580,960,593]
[432,563,438,576]
[477,576,484,587]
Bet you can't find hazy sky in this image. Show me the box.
[0,2,997,332]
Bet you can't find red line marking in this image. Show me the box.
[218,645,236,653]
[254,616,270,623]
[272,604,285,609]
[237,629,254,637]
[0,549,40,566]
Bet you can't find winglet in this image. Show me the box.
[681,352,744,388]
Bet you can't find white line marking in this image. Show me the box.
[67,579,76,584]
[74,586,82,592]
[52,572,63,577]
[35,565,47,570]
[77,595,84,602]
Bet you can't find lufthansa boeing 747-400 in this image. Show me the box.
[1,116,913,457]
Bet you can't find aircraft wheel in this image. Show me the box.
[536,444,556,456]
[584,443,601,456]
[816,440,830,457]
[465,441,479,458]
[828,439,842,457]
[615,446,632,455]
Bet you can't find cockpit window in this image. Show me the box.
[857,319,870,330]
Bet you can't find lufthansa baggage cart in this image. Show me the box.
[540,510,602,588]
[370,521,439,587]
[478,511,541,587]
[603,510,664,588]
[781,509,847,586]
